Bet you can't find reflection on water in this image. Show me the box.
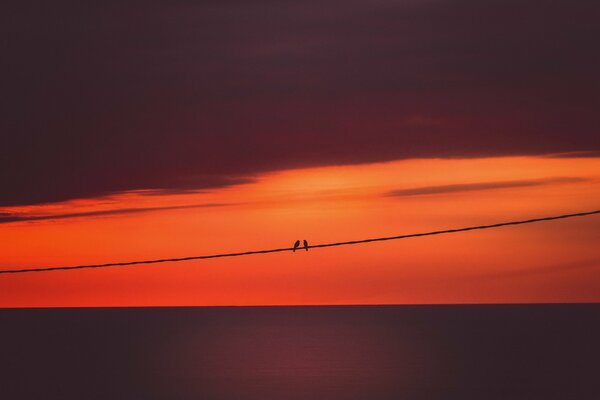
[161,308,432,399]
[1,305,599,399]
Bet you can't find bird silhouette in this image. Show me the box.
[303,240,309,251]
[293,240,300,252]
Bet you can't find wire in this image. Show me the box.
[1,209,598,275]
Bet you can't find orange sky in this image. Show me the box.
[1,155,599,307]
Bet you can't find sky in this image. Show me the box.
[1,1,599,306]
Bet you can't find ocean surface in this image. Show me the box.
[1,304,599,399]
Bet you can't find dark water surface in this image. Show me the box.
[1,304,599,399]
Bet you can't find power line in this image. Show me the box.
[1,209,598,275]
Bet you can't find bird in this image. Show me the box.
[303,240,309,251]
[293,240,300,252]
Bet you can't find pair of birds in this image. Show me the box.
[293,239,309,252]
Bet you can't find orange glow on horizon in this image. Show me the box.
[1,155,599,307]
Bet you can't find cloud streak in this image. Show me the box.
[480,259,600,279]
[386,177,586,197]
[0,202,236,224]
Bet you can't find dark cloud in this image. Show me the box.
[0,202,236,224]
[2,0,598,206]
[386,177,586,197]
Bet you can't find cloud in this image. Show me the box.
[0,202,236,224]
[544,151,600,158]
[1,1,598,206]
[386,177,586,197]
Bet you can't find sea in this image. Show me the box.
[1,304,598,399]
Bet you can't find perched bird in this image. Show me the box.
[303,240,309,251]
[293,240,300,252]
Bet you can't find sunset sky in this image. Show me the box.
[1,1,599,306]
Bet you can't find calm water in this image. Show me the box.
[1,304,599,399]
